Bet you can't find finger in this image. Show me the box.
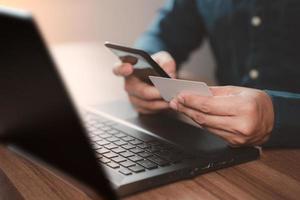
[209,86,242,96]
[113,63,133,77]
[152,51,174,65]
[247,133,270,146]
[255,134,271,146]
[176,94,239,116]
[173,102,237,132]
[129,95,169,111]
[170,100,252,146]
[125,76,162,100]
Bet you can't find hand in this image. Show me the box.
[113,51,176,114]
[169,86,275,146]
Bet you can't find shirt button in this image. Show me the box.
[249,69,259,80]
[251,16,262,27]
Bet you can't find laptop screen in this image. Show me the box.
[0,7,117,200]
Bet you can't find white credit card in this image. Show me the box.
[149,76,212,102]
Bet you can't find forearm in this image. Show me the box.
[263,90,300,148]
[135,0,206,66]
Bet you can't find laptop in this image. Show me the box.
[0,6,260,198]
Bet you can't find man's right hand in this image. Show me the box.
[113,51,176,114]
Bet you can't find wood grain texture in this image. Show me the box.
[0,146,92,200]
[2,146,300,200]
[0,166,24,200]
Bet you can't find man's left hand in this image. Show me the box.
[169,86,275,146]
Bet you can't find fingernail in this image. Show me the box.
[169,100,178,110]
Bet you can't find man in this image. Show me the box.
[113,0,300,147]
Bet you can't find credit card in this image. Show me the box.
[149,76,212,102]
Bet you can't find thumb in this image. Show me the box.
[163,62,176,78]
[152,51,176,78]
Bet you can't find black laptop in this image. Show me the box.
[0,6,260,198]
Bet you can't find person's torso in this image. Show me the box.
[197,0,300,93]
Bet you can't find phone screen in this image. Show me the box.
[109,48,162,83]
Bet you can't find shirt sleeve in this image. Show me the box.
[134,0,206,66]
[263,90,300,148]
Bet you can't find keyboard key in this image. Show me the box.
[93,123,105,129]
[106,137,119,142]
[103,152,118,158]
[137,143,150,149]
[104,121,116,126]
[146,145,162,153]
[130,148,144,154]
[119,168,132,176]
[114,140,128,146]
[112,147,126,154]
[120,160,136,168]
[91,136,102,141]
[96,148,110,154]
[101,126,112,131]
[138,152,152,158]
[128,155,143,162]
[115,132,127,138]
[94,130,105,135]
[96,140,110,146]
[107,129,119,135]
[104,143,118,149]
[148,156,169,166]
[91,143,102,150]
[88,132,97,137]
[99,133,111,139]
[147,140,161,146]
[100,157,111,164]
[137,160,158,170]
[120,151,134,158]
[95,153,103,159]
[122,144,135,150]
[129,165,145,173]
[129,139,143,145]
[111,156,127,163]
[122,136,135,142]
[114,124,154,142]
[88,127,97,132]
[107,162,120,169]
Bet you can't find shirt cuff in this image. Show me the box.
[262,90,300,148]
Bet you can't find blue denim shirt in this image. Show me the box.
[135,0,300,147]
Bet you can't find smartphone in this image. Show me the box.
[105,42,171,84]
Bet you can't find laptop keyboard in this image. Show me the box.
[84,112,192,176]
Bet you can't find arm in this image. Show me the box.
[263,90,300,148]
[135,0,206,66]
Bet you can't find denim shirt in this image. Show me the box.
[135,0,300,147]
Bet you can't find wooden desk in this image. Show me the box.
[1,42,300,200]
